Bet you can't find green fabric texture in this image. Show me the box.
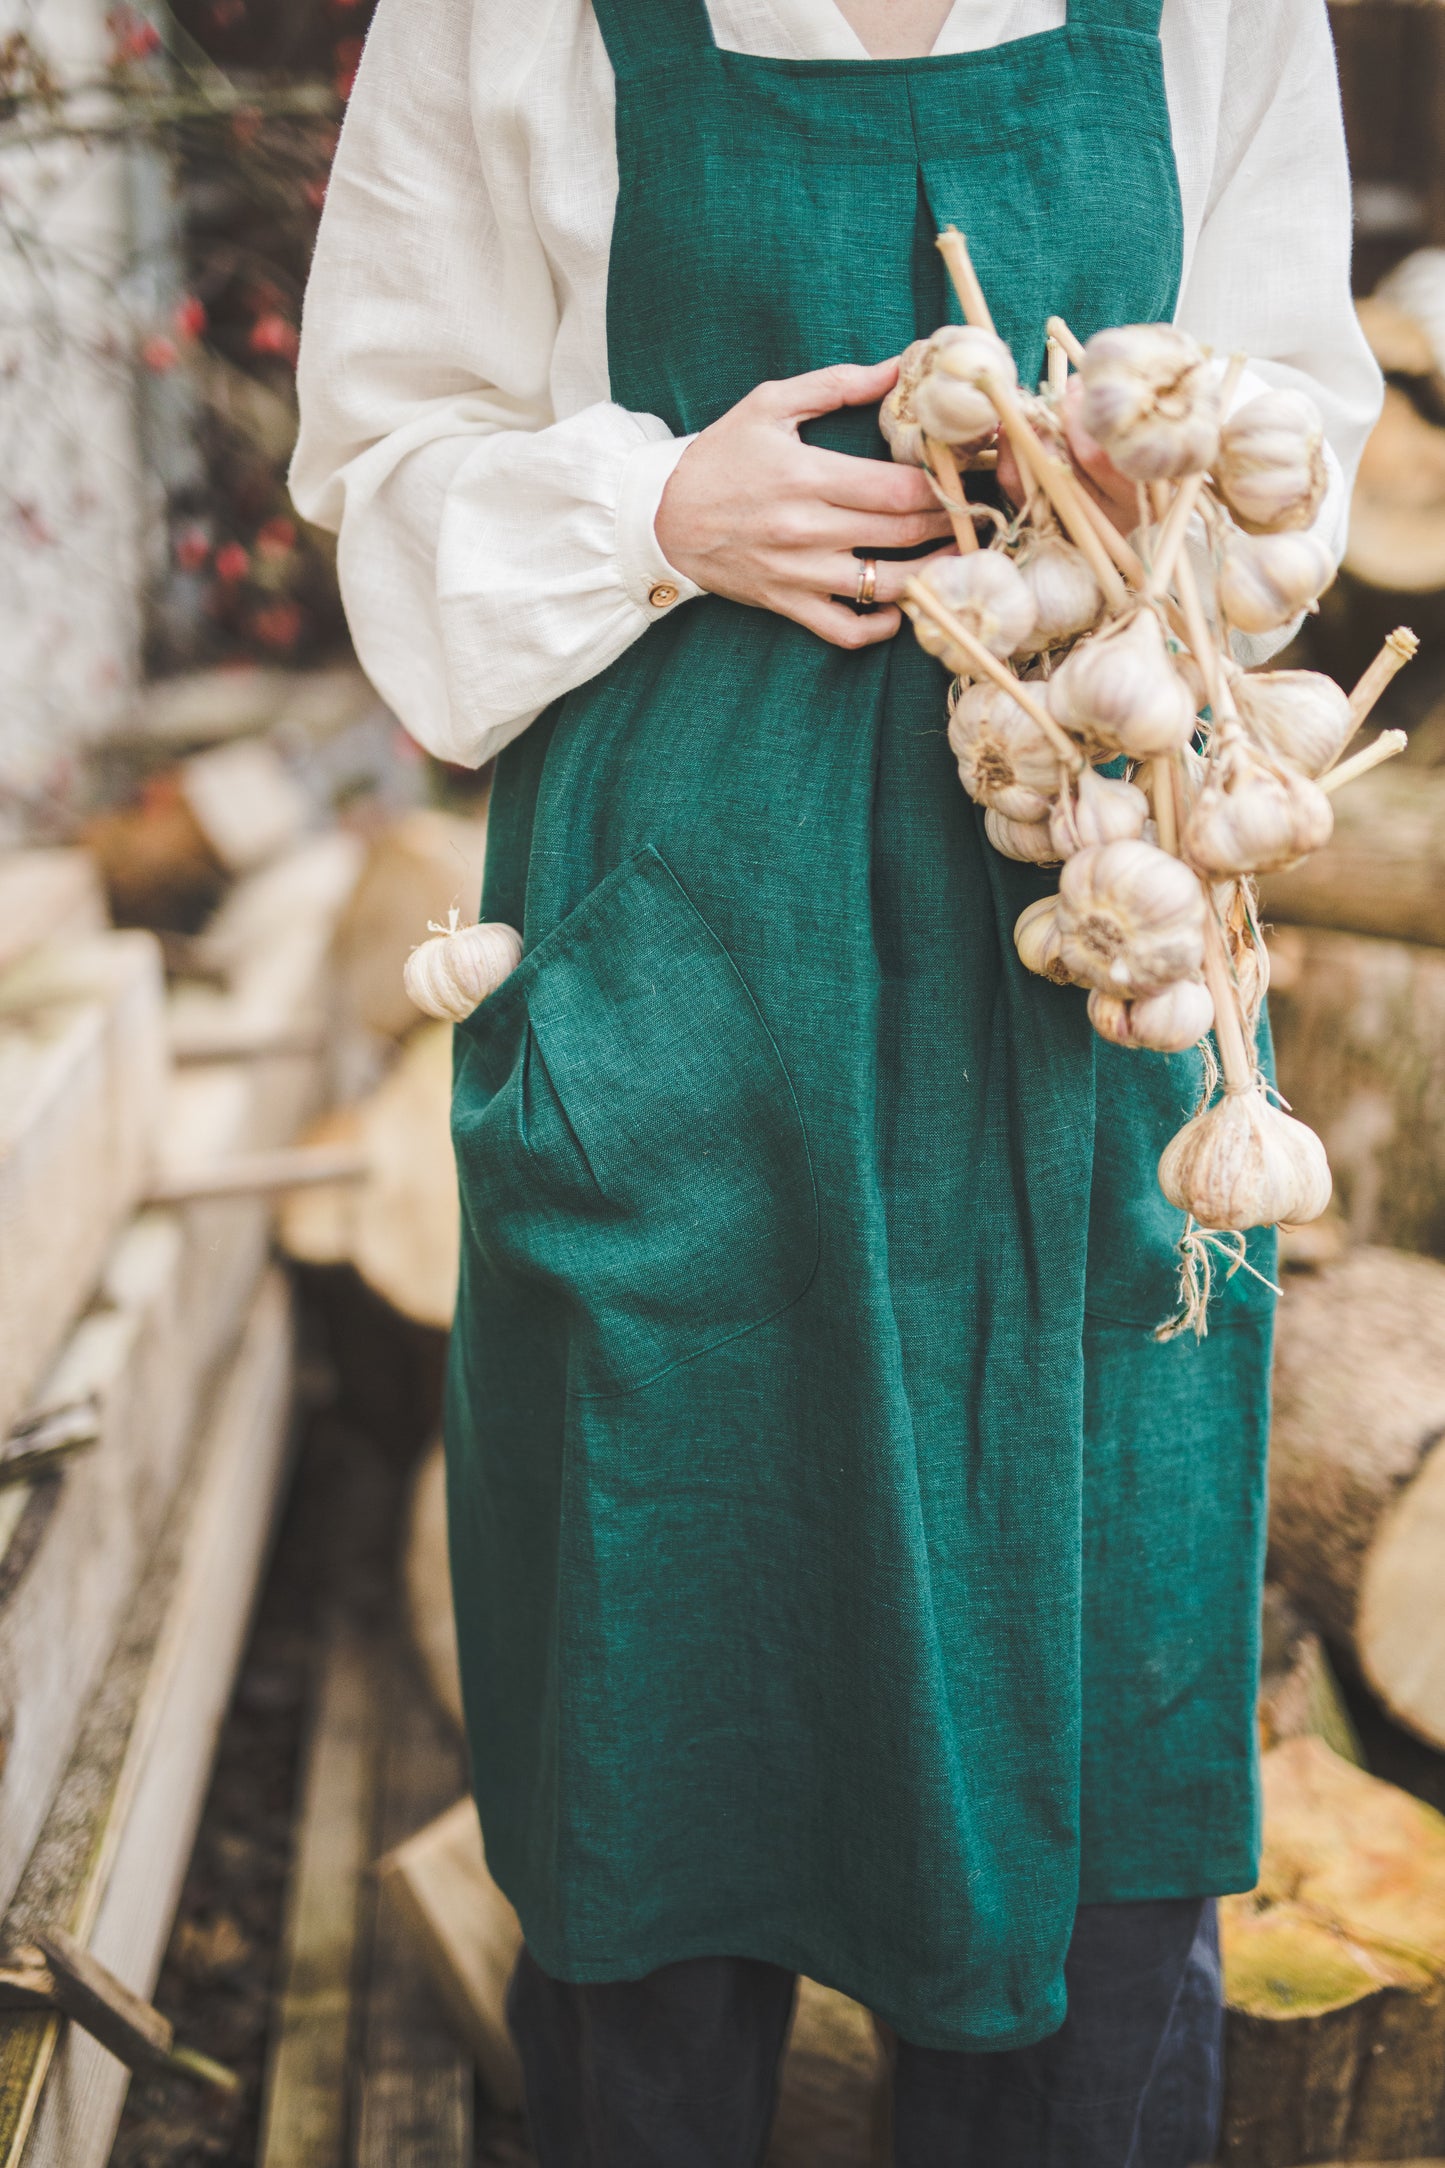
[444,0,1275,2051]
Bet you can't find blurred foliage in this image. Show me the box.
[152,0,379,667]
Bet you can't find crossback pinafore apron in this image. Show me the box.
[444,0,1276,2051]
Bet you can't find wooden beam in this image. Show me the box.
[355,1649,473,2168]
[256,1616,382,2168]
[0,1272,296,2168]
[0,933,168,1444]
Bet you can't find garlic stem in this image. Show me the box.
[1046,314,1087,370]
[1200,898,1254,1094]
[903,582,1082,767]
[1144,356,1246,602]
[985,376,1130,612]
[1317,729,1408,796]
[1067,469,1151,591]
[1344,624,1419,733]
[936,227,998,334]
[1172,537,1233,728]
[1150,755,1180,856]
[924,436,980,554]
[1047,336,1068,399]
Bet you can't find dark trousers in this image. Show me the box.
[507,1898,1222,2168]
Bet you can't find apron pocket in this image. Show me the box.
[452,845,819,1397]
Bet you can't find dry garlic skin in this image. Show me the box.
[1231,668,1352,779]
[948,684,1059,821]
[1077,324,1221,481]
[879,338,932,468]
[1013,895,1078,984]
[404,919,523,1023]
[1013,536,1103,655]
[1048,764,1149,857]
[919,551,1037,659]
[1215,388,1328,535]
[1087,978,1214,1054]
[1217,530,1336,635]
[984,807,1061,865]
[1047,609,1197,760]
[1183,740,1333,877]
[1158,1089,1331,1232]
[1056,838,1206,996]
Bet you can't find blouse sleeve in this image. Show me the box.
[289,0,700,771]
[1173,0,1382,651]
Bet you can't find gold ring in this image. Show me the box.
[856,558,878,609]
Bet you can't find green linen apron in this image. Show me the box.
[444,0,1275,2051]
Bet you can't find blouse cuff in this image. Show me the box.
[616,432,703,617]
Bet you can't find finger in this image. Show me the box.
[791,595,904,650]
[812,547,958,605]
[801,502,956,553]
[995,436,1026,510]
[806,446,945,517]
[1062,379,1124,492]
[756,358,901,426]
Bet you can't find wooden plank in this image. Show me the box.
[0,855,106,980]
[255,1617,382,2168]
[377,1802,523,2114]
[0,1270,296,2168]
[0,840,360,1934]
[355,1653,473,2168]
[0,933,167,1444]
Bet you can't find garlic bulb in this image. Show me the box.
[404,911,522,1023]
[1014,895,1081,984]
[984,808,1061,865]
[912,324,1016,450]
[1055,839,1207,996]
[1012,535,1103,655]
[1048,763,1150,858]
[1183,734,1333,877]
[1215,388,1328,535]
[1217,530,1336,635]
[948,683,1059,822]
[1047,609,1197,761]
[1230,667,1353,779]
[880,338,932,469]
[1158,1086,1332,1232]
[1077,325,1221,481]
[1087,978,1215,1054]
[919,551,1037,659]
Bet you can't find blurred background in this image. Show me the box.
[3,3,1445,2165]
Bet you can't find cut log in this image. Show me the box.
[768,1985,889,2168]
[1259,1586,1363,1765]
[79,787,224,934]
[0,932,167,1445]
[177,738,310,875]
[1267,925,1445,1254]
[1263,767,1445,949]
[403,1442,463,1733]
[1221,1737,1445,2165]
[1268,1247,1445,1751]
[277,1022,458,1330]
[0,1271,296,2168]
[1345,384,1445,595]
[133,663,376,750]
[0,854,106,979]
[334,810,490,1042]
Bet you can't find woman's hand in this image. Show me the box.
[655,359,956,649]
[995,376,1140,536]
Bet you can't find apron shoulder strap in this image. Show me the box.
[591,0,717,77]
[1066,0,1164,33]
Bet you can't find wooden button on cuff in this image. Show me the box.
[648,582,680,609]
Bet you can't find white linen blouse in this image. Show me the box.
[291,0,1382,770]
